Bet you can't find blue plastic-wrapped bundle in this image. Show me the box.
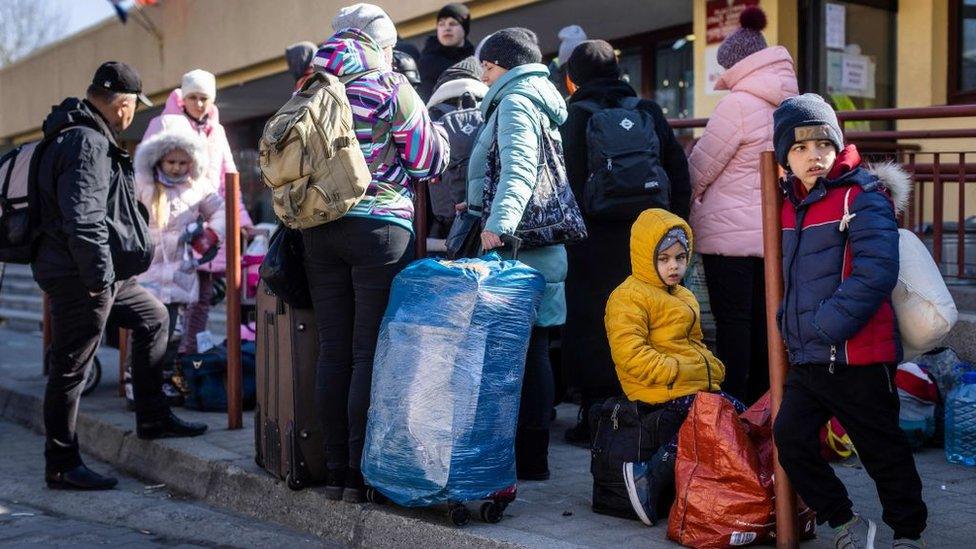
[362,254,546,507]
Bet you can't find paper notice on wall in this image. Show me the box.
[704,45,725,96]
[825,3,846,50]
[840,55,868,92]
[826,51,876,99]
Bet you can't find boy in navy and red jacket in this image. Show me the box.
[770,94,926,549]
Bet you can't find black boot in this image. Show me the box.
[563,403,591,448]
[515,427,550,481]
[325,466,346,501]
[46,463,118,490]
[136,410,208,439]
[343,468,366,503]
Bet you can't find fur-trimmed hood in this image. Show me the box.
[866,161,911,215]
[134,129,209,185]
[427,77,488,109]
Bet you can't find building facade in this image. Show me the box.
[1,0,972,225]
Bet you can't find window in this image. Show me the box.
[799,1,897,129]
[949,0,976,103]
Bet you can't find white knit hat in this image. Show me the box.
[331,3,397,48]
[181,69,216,99]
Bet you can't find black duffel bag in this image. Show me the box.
[589,397,685,520]
[259,224,312,309]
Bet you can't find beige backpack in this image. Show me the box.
[259,70,375,229]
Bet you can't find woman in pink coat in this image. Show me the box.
[142,69,253,353]
[688,7,797,403]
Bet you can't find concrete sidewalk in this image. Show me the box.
[0,327,973,548]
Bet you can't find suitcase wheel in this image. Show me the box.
[366,487,387,505]
[449,503,470,527]
[286,472,304,491]
[480,501,506,524]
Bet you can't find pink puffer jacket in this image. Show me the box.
[133,130,226,305]
[689,46,798,257]
[143,89,251,273]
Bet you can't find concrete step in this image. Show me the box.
[0,277,42,296]
[945,311,976,364]
[0,307,42,333]
[0,293,42,312]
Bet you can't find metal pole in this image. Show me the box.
[760,151,798,548]
[225,173,243,430]
[118,328,129,397]
[414,182,429,258]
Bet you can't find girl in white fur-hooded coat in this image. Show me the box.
[134,129,226,354]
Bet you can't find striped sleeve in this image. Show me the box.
[389,81,449,181]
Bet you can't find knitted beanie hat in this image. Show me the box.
[716,6,768,70]
[181,69,216,99]
[566,40,620,86]
[434,56,483,90]
[773,93,844,169]
[437,3,471,37]
[557,25,587,64]
[332,3,397,49]
[478,27,542,70]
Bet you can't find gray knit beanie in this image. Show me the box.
[716,6,768,70]
[557,25,587,64]
[478,27,542,70]
[332,3,397,48]
[773,93,844,169]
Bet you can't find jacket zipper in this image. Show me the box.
[882,365,893,394]
[829,345,837,374]
[683,302,712,390]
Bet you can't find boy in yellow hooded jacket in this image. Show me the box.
[605,208,740,526]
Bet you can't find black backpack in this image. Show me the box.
[0,135,58,264]
[576,97,671,221]
[589,397,681,520]
[430,104,483,223]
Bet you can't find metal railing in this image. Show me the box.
[669,103,976,282]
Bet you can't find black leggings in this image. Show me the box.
[519,327,554,430]
[302,217,414,471]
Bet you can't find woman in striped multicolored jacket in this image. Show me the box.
[303,18,449,504]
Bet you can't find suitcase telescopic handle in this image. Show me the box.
[500,234,522,260]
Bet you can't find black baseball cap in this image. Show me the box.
[91,61,153,107]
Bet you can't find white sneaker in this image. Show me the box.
[833,514,877,549]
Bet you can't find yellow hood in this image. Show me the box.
[630,209,693,288]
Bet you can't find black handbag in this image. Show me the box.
[259,225,312,309]
[444,210,483,259]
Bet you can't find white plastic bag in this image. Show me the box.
[893,229,958,359]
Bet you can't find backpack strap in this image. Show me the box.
[0,147,21,204]
[573,100,603,114]
[618,96,642,110]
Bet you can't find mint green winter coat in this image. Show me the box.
[467,64,569,327]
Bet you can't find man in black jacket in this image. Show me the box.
[558,41,692,446]
[417,3,475,101]
[32,62,207,491]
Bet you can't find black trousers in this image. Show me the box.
[302,217,413,472]
[773,363,927,540]
[519,327,554,430]
[42,277,169,471]
[701,255,768,403]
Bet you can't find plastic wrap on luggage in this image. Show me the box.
[362,253,546,507]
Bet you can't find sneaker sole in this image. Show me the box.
[622,463,652,527]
